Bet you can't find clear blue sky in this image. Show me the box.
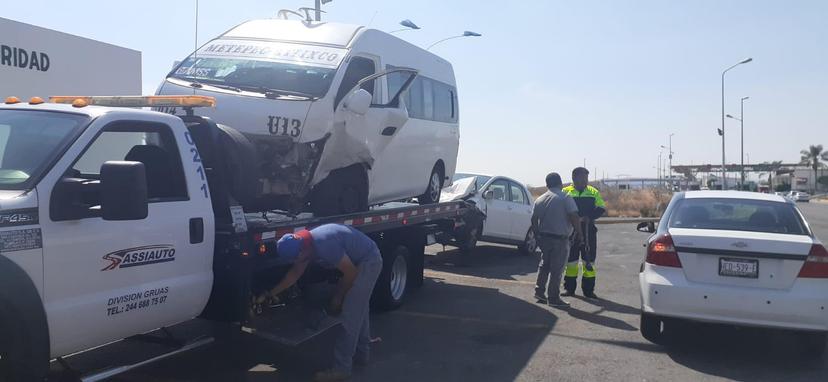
[5,1,826,185]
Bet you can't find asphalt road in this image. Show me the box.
[54,202,828,381]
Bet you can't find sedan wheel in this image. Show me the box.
[518,229,537,255]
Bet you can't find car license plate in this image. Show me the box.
[719,257,759,278]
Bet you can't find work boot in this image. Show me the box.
[533,293,548,304]
[547,298,570,307]
[583,291,599,299]
[560,290,575,297]
[314,370,351,382]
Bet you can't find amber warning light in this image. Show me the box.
[48,95,216,108]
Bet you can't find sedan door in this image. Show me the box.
[508,182,534,241]
[481,179,512,239]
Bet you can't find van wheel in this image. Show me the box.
[372,246,410,310]
[0,304,48,381]
[418,165,443,205]
[310,164,368,216]
[517,229,538,255]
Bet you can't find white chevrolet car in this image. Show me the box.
[441,173,536,254]
[638,191,828,353]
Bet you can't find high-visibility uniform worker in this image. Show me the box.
[562,167,606,299]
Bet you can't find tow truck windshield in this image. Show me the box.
[169,57,335,100]
[0,110,88,190]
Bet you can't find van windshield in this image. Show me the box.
[170,57,337,99]
[0,110,88,190]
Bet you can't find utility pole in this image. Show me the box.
[668,133,674,190]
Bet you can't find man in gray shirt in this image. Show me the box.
[532,172,583,307]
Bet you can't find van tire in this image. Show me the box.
[0,302,48,381]
[418,164,444,205]
[215,124,259,205]
[372,246,410,310]
[310,164,369,216]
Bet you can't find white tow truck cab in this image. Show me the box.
[0,95,479,381]
[156,18,461,216]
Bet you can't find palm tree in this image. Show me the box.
[800,145,828,193]
[762,160,783,191]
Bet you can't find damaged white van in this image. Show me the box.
[156,19,460,215]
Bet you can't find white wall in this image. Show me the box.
[0,17,141,100]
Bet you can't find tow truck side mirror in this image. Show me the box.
[637,221,656,233]
[100,161,148,221]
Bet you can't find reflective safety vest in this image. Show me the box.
[562,185,606,220]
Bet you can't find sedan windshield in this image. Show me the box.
[453,173,491,191]
[0,110,88,190]
[668,198,809,235]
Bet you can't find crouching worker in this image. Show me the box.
[266,224,383,381]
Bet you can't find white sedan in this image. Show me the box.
[441,173,537,254]
[638,191,828,353]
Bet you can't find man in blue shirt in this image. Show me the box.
[266,224,383,382]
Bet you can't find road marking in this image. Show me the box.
[391,310,552,330]
[424,269,536,286]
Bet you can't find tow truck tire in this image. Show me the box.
[310,164,369,216]
[0,302,48,381]
[418,164,444,205]
[517,229,538,255]
[372,246,410,311]
[460,223,481,254]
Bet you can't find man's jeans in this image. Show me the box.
[535,235,571,299]
[333,254,383,373]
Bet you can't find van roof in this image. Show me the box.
[222,19,364,48]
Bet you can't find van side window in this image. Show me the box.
[433,81,454,123]
[407,77,425,118]
[387,65,457,123]
[335,56,376,109]
[71,122,188,203]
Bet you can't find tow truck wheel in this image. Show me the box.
[372,246,410,310]
[0,304,48,381]
[418,165,443,205]
[460,223,481,254]
[517,229,538,255]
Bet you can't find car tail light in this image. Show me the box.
[646,233,682,268]
[797,244,828,278]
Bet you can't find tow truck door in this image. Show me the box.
[37,113,215,356]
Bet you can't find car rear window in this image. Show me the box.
[668,198,808,235]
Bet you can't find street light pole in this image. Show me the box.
[740,96,749,188]
[721,58,753,190]
[669,133,674,190]
[427,31,482,50]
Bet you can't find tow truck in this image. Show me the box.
[0,95,482,381]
